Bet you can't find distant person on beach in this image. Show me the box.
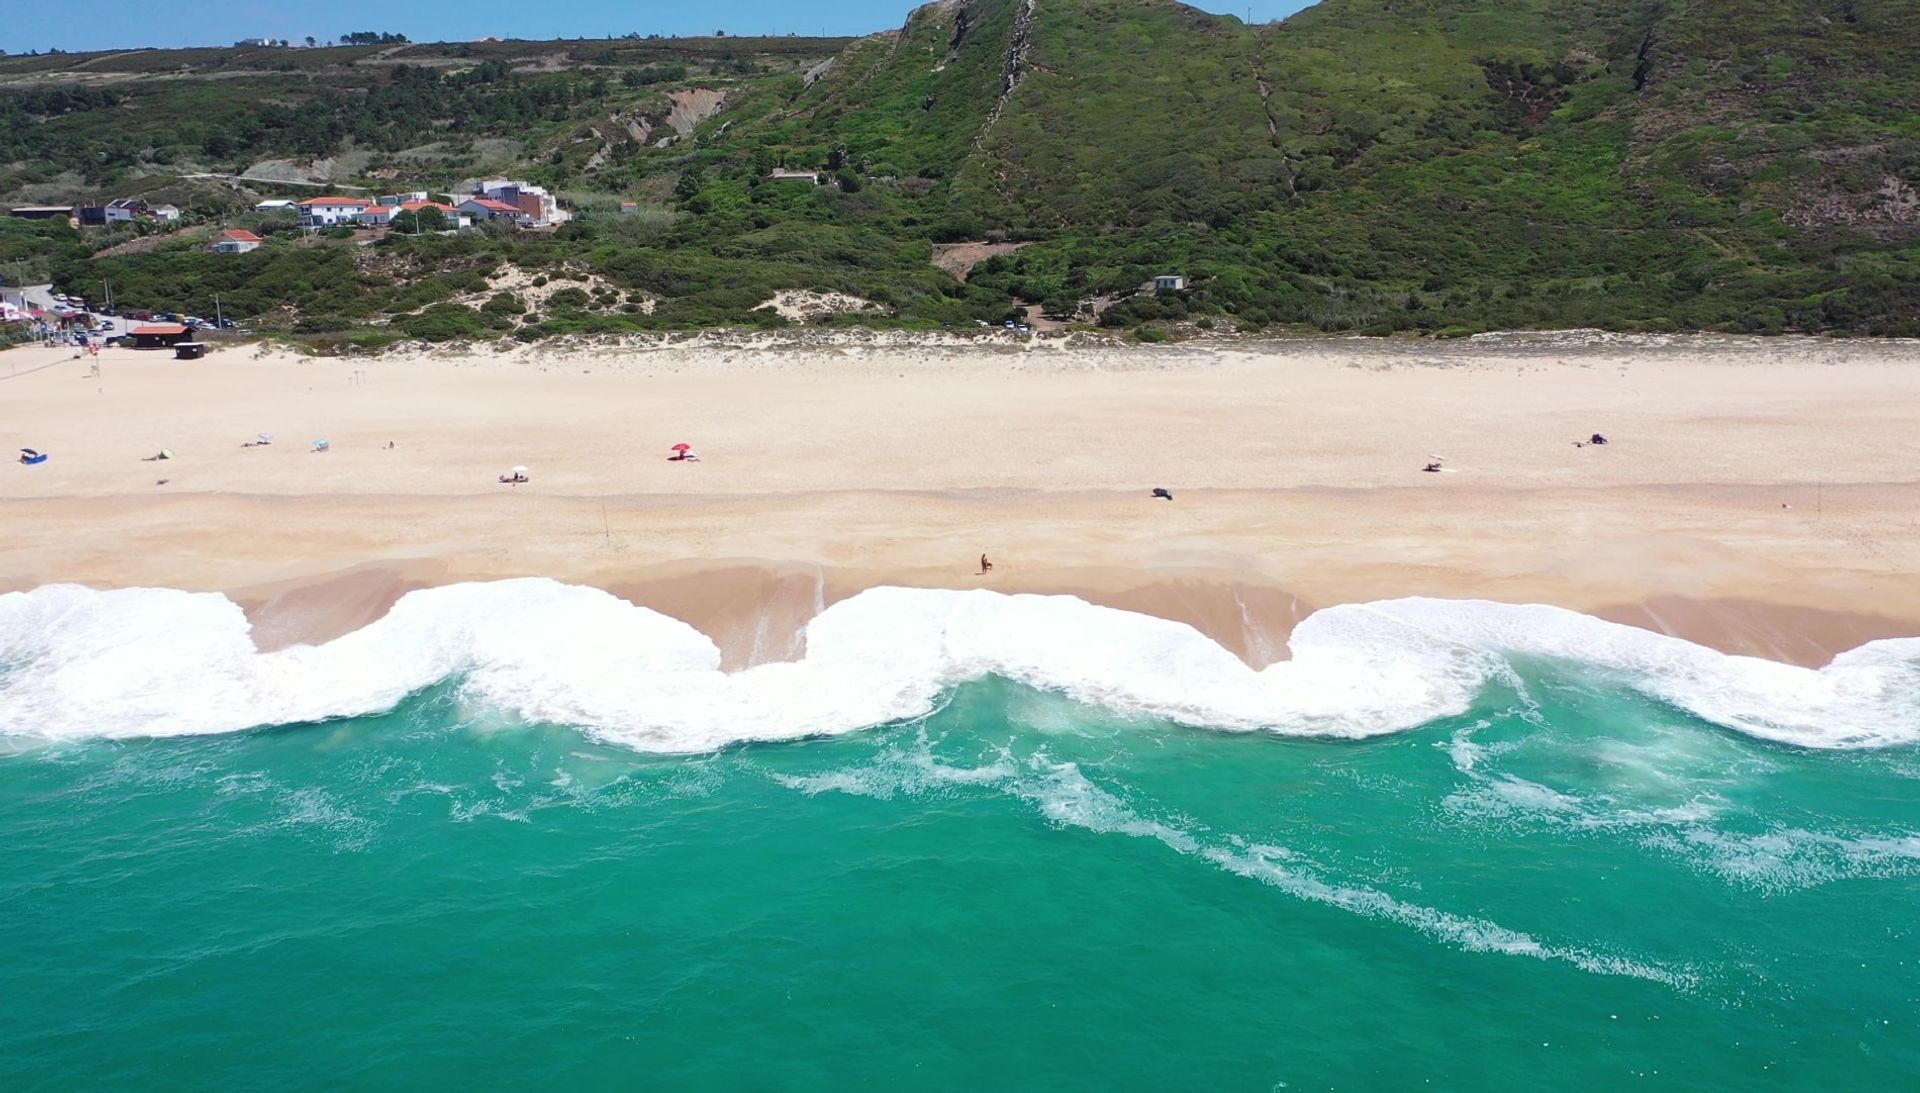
[1151,487,1173,500]
[979,554,993,574]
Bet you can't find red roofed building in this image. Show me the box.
[211,229,263,254]
[130,323,191,348]
[356,205,397,226]
[456,196,528,224]
[296,196,371,228]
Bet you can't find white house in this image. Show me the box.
[211,229,263,254]
[356,205,398,226]
[377,191,430,207]
[296,196,371,227]
[456,197,527,223]
[471,179,567,226]
[150,204,181,223]
[104,198,145,223]
[255,199,298,212]
[1152,274,1186,291]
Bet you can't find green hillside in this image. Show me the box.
[3,0,1917,340]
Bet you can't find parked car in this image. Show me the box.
[100,320,115,330]
[133,310,153,320]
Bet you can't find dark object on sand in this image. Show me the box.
[19,448,48,465]
[1589,433,1608,445]
[1151,488,1173,500]
[1422,462,1443,473]
[979,553,993,574]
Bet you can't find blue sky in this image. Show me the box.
[2,1,1320,55]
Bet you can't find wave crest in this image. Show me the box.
[1,580,1917,750]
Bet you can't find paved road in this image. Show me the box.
[17,284,62,311]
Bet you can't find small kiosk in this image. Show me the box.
[173,341,207,360]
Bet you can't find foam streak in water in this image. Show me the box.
[778,740,1696,988]
[2,580,1918,750]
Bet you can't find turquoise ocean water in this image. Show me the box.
[5,657,1919,1089]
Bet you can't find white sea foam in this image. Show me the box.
[2,580,1919,750]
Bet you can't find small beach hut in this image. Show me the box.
[130,323,191,349]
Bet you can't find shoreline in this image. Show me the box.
[5,332,1918,672]
[171,556,1920,671]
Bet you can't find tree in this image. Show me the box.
[674,168,704,202]
[304,36,316,48]
[391,206,447,233]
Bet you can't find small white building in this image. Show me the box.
[377,191,430,207]
[356,205,398,226]
[296,196,371,227]
[255,199,298,212]
[150,204,181,223]
[212,229,263,254]
[1152,274,1186,291]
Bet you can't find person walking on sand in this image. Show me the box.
[979,554,993,575]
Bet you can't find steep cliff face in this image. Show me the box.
[777,0,1917,244]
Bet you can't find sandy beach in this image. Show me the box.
[4,331,1918,667]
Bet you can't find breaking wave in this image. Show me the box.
[2,579,1918,751]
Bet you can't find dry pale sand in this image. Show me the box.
[3,331,1918,668]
